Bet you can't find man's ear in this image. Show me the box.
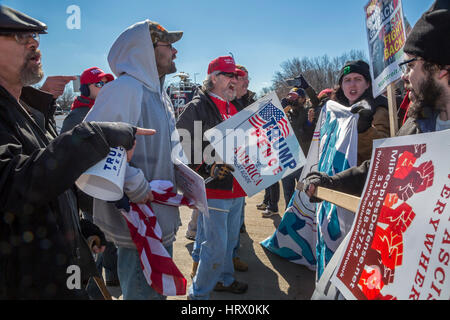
[438,66,449,79]
[210,74,217,85]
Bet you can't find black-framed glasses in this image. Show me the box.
[155,42,173,50]
[0,32,40,45]
[218,72,237,79]
[93,81,107,88]
[398,57,421,74]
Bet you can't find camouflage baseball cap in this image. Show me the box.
[148,20,182,44]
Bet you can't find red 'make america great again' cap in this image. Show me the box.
[207,56,246,76]
[80,67,114,85]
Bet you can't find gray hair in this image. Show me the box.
[202,71,220,92]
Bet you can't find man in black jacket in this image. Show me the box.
[177,56,248,299]
[0,5,153,299]
[303,0,449,205]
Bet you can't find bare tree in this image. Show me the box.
[260,49,367,99]
[56,87,77,112]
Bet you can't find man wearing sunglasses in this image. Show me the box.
[84,20,184,300]
[0,6,155,299]
[61,67,114,134]
[177,56,249,300]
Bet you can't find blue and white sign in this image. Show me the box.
[204,91,306,197]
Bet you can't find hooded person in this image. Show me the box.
[83,20,184,300]
[334,60,391,165]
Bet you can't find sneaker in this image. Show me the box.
[256,202,268,211]
[214,280,248,294]
[261,209,277,218]
[233,257,248,272]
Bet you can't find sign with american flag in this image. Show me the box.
[204,91,306,197]
[331,130,450,300]
[248,103,290,138]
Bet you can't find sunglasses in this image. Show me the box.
[92,81,107,88]
[0,32,40,45]
[218,72,238,79]
[398,57,421,74]
[155,42,173,50]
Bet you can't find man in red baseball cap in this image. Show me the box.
[61,67,114,133]
[177,55,248,299]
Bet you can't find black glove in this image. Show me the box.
[351,105,373,133]
[114,194,131,212]
[209,163,235,180]
[302,171,335,203]
[90,121,137,150]
[80,218,107,247]
[285,74,310,90]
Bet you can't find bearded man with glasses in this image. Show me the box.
[84,19,185,300]
[304,0,450,202]
[302,2,449,301]
[0,6,155,299]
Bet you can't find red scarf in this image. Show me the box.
[399,91,411,125]
[71,95,95,111]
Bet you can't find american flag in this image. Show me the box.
[248,103,290,138]
[119,180,193,296]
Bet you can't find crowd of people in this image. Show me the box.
[0,0,448,300]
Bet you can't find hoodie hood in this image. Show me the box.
[108,20,161,93]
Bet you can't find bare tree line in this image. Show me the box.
[37,49,368,112]
[260,49,367,99]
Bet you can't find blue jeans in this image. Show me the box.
[232,200,246,258]
[281,168,302,209]
[188,197,245,300]
[117,245,173,300]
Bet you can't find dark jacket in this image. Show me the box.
[60,99,94,217]
[328,105,439,197]
[281,98,315,155]
[176,89,235,191]
[232,90,256,112]
[60,98,92,134]
[0,85,110,299]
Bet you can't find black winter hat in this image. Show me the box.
[338,60,371,85]
[404,0,450,65]
[0,5,47,34]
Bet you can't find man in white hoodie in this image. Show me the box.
[84,20,183,300]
